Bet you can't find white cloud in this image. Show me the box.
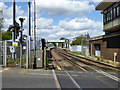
[1,2,104,42]
[34,0,95,16]
[59,17,103,31]
[36,18,53,29]
[0,2,25,31]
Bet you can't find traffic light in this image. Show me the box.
[8,21,20,39]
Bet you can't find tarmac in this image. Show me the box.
[1,67,120,90]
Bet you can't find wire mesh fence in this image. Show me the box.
[0,40,27,67]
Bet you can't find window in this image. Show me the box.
[110,10,113,20]
[107,13,109,21]
[113,8,116,19]
[109,12,111,20]
[104,14,106,23]
[103,2,120,24]
[117,6,119,16]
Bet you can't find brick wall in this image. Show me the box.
[89,36,120,62]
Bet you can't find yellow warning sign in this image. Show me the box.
[12,42,18,46]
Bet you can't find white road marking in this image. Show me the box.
[0,68,10,73]
[64,70,82,89]
[52,70,61,89]
[26,73,53,76]
[96,70,120,82]
[89,66,120,82]
[56,74,78,77]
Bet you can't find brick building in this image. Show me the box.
[89,1,120,62]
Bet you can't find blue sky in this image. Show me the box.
[0,0,104,41]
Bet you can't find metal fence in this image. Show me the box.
[0,41,4,65]
[0,40,27,66]
[69,45,89,56]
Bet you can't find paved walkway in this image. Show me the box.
[2,67,57,88]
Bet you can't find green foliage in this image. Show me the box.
[71,52,82,55]
[0,10,4,40]
[16,59,20,64]
[70,35,88,46]
[60,37,66,40]
[7,58,15,64]
[2,31,12,40]
[97,56,100,61]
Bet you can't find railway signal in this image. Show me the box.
[19,18,25,68]
[8,21,20,39]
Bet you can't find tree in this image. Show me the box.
[60,37,66,40]
[2,31,12,41]
[70,35,88,46]
[0,9,3,41]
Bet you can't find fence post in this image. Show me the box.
[4,40,7,67]
[26,40,29,69]
[20,42,22,68]
[44,47,46,70]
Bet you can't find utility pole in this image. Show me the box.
[28,0,31,68]
[19,18,25,68]
[33,0,36,69]
[13,0,16,61]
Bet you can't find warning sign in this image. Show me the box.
[12,42,18,46]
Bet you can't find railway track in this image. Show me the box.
[52,49,82,89]
[52,48,120,83]
[56,48,120,72]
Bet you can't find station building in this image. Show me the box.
[89,1,120,62]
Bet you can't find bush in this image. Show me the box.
[97,56,100,61]
[15,59,20,64]
[7,58,15,64]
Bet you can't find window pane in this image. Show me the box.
[111,10,112,20]
[113,8,116,18]
[117,6,119,16]
[104,14,106,23]
[109,12,111,20]
[107,13,109,21]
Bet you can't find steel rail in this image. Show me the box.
[54,49,88,72]
[52,49,82,89]
[57,48,120,71]
[55,48,120,82]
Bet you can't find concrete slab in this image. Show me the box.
[2,68,57,88]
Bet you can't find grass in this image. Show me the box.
[71,51,120,67]
[71,52,82,55]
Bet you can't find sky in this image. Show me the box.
[0,0,104,42]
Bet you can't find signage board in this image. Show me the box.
[9,46,15,53]
[12,42,18,46]
[23,46,26,50]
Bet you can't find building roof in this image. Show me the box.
[89,35,103,41]
[96,0,116,10]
